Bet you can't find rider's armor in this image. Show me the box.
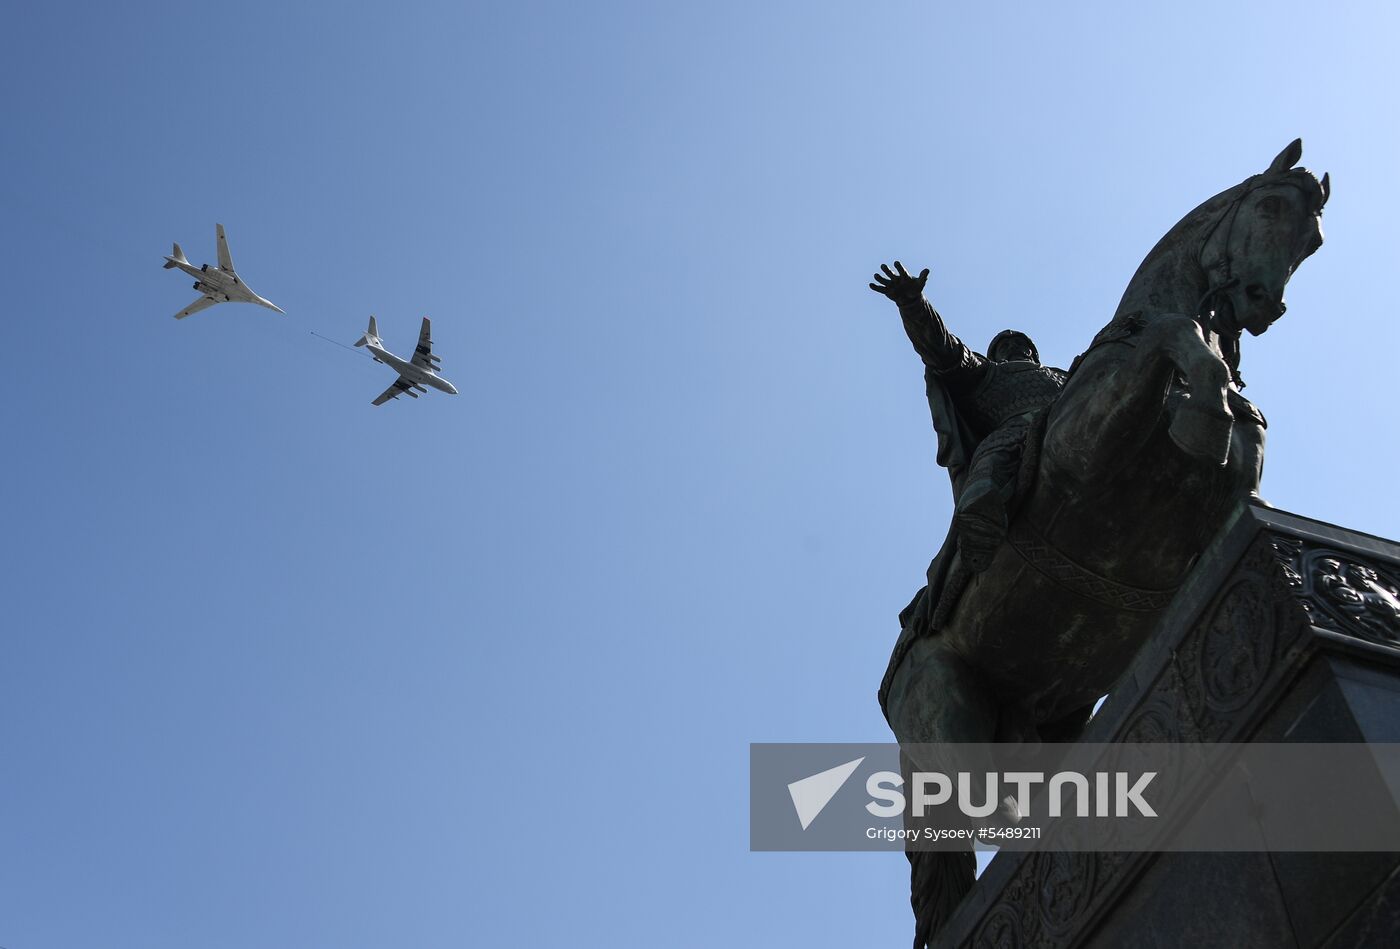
[955,361,1067,433]
[898,296,1068,572]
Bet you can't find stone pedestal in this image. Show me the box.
[933,504,1400,949]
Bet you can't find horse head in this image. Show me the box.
[1199,139,1328,337]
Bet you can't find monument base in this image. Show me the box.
[932,504,1400,948]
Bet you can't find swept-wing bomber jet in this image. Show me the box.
[163,224,284,319]
[354,315,459,406]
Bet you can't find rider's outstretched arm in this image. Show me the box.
[871,262,982,377]
[898,296,980,376]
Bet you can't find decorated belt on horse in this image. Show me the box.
[1007,519,1180,612]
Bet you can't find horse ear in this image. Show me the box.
[1320,172,1331,206]
[1267,138,1303,175]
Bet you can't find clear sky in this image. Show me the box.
[2,1,1398,946]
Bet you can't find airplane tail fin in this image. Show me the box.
[163,242,189,269]
[354,315,381,347]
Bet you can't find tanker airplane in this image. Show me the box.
[354,315,459,406]
[162,224,284,319]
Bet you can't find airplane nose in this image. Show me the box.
[447,382,459,395]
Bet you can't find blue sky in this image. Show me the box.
[2,1,1398,946]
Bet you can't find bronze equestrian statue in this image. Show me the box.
[870,140,1329,947]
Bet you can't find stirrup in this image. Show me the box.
[956,510,1006,573]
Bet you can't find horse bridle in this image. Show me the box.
[1194,179,1257,324]
[1192,173,1318,387]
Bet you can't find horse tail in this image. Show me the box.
[908,848,975,948]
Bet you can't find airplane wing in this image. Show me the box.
[174,295,219,320]
[216,223,235,272]
[409,317,441,371]
[372,376,421,406]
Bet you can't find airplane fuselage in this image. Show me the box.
[364,342,459,395]
[169,260,263,304]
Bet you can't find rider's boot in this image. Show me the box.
[954,478,1007,573]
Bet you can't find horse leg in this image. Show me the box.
[1047,315,1233,486]
[1227,389,1267,499]
[886,634,999,753]
[1135,316,1236,465]
[886,636,999,948]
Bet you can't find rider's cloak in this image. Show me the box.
[877,364,979,719]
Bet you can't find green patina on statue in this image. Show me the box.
[869,140,1329,947]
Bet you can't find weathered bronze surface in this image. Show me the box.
[870,140,1329,946]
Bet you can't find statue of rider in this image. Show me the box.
[870,261,1068,637]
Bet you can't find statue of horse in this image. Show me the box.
[880,140,1329,947]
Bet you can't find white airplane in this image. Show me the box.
[354,315,459,406]
[163,223,284,319]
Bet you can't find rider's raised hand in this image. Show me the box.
[869,261,930,304]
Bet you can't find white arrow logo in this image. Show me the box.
[787,757,866,830]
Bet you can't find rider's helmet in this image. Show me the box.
[987,329,1039,364]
